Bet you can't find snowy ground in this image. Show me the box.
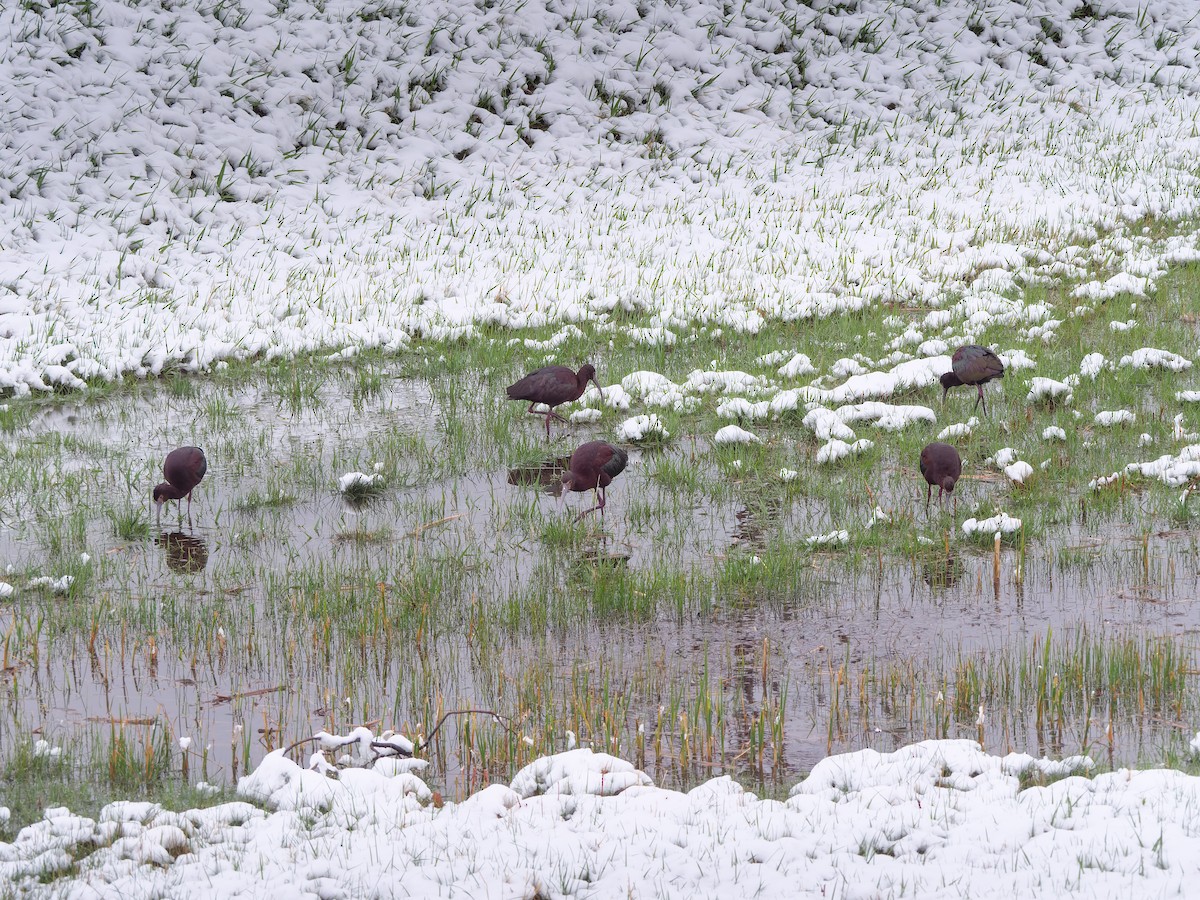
[4,736,1200,897]
[5,0,1200,893]
[3,0,1200,394]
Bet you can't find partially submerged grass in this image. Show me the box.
[0,238,1198,823]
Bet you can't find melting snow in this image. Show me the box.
[1027,377,1074,404]
[337,472,380,493]
[1095,410,1136,426]
[1118,348,1193,371]
[615,414,669,442]
[962,513,1023,535]
[815,439,874,465]
[1123,445,1200,488]
[805,530,849,548]
[4,739,1198,897]
[713,425,760,445]
[1080,353,1107,379]
[1003,461,1034,484]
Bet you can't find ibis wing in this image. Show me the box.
[952,345,1004,381]
[506,366,574,402]
[600,446,628,480]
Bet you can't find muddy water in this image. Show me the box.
[0,372,1198,795]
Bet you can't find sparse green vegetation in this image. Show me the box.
[0,222,1199,831]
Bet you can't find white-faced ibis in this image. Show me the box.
[153,446,207,524]
[940,345,1005,415]
[562,440,627,521]
[507,364,604,438]
[920,441,962,513]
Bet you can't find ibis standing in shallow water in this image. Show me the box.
[562,440,627,521]
[153,446,207,525]
[940,345,1005,415]
[507,364,604,438]
[920,442,962,513]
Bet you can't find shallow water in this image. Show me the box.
[0,369,1197,797]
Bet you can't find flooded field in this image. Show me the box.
[1,345,1198,805]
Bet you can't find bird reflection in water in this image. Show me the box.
[581,541,631,567]
[921,552,964,591]
[731,499,784,553]
[506,457,571,497]
[158,531,209,574]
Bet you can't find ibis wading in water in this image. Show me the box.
[154,446,207,524]
[507,364,604,438]
[562,440,627,521]
[920,442,962,513]
[940,345,1005,415]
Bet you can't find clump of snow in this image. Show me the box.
[843,402,937,432]
[962,513,1023,536]
[805,530,848,548]
[997,349,1036,371]
[716,397,771,420]
[686,370,771,397]
[1174,414,1200,442]
[831,358,869,379]
[337,472,381,494]
[1004,461,1034,484]
[713,425,760,445]
[620,372,693,411]
[569,408,603,424]
[510,325,584,351]
[1027,378,1073,405]
[818,358,947,405]
[1080,353,1107,379]
[866,507,892,528]
[754,350,794,368]
[1118,349,1193,372]
[511,749,652,797]
[937,420,975,440]
[1071,272,1148,301]
[801,408,857,442]
[1095,410,1136,427]
[627,327,677,347]
[777,354,817,378]
[816,439,873,464]
[28,575,74,594]
[33,740,62,759]
[990,448,1019,469]
[1124,445,1200,487]
[616,414,669,443]
[1042,426,1066,441]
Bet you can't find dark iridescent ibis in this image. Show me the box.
[507,364,604,438]
[561,440,627,521]
[940,345,1005,415]
[153,446,207,524]
[920,441,962,513]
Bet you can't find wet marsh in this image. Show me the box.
[1,265,1200,829]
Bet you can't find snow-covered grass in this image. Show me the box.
[6,736,1200,897]
[3,0,1200,395]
